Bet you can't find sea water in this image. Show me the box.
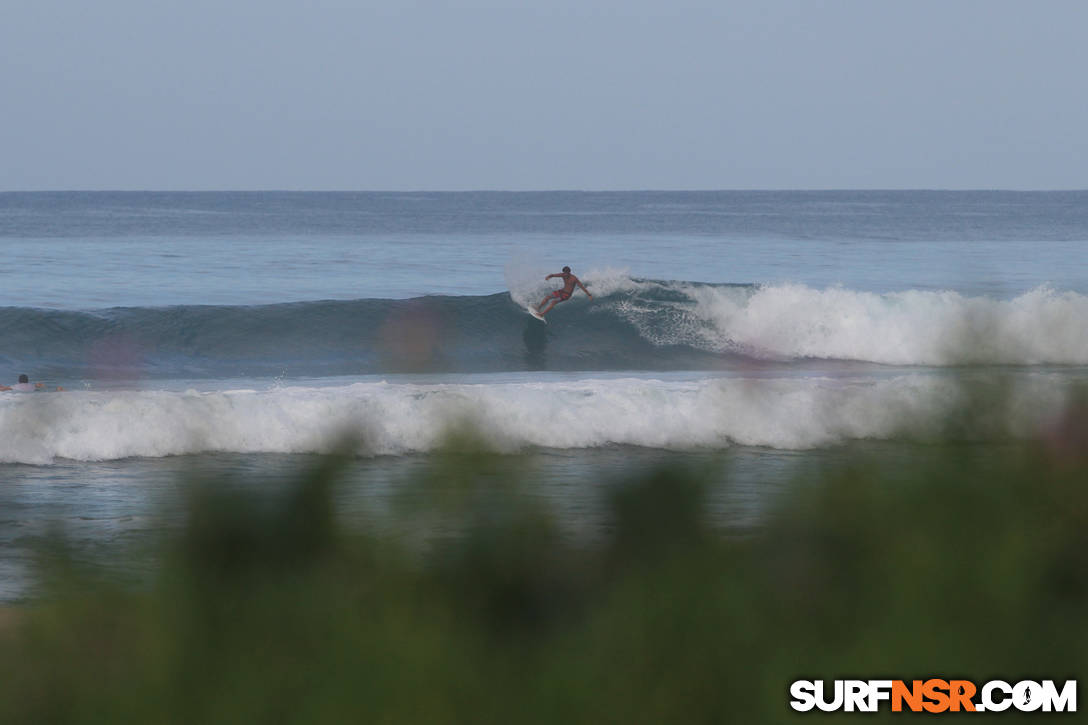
[1,191,1086,599]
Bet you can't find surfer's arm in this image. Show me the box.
[545,273,560,280]
[576,279,592,299]
[0,386,9,391]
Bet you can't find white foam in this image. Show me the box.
[578,266,640,297]
[605,281,1088,365]
[0,376,1070,464]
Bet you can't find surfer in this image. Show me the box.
[0,374,43,392]
[536,266,592,316]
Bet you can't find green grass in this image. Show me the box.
[1,425,1086,722]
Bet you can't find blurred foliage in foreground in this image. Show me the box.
[1,412,1087,723]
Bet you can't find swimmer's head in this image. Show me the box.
[562,266,571,274]
[18,374,28,384]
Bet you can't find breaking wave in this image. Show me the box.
[1,277,1086,381]
[0,375,1074,464]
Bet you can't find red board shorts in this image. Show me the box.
[551,290,572,301]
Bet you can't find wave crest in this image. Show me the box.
[685,283,1088,365]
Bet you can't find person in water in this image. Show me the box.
[536,266,593,316]
[0,374,43,392]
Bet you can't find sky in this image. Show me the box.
[2,0,1086,191]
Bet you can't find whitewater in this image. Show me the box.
[516,275,1088,365]
[0,371,1079,464]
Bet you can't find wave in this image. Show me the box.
[678,282,1088,365]
[0,376,1072,464]
[1,277,1087,380]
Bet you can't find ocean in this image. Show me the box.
[1,190,1087,600]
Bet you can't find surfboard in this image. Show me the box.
[527,305,547,323]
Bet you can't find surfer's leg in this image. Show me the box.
[538,290,560,311]
[539,301,557,315]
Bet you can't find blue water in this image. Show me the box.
[3,191,1088,309]
[1,191,1087,599]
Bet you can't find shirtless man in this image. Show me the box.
[536,266,592,316]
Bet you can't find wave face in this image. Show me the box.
[2,278,1087,379]
[0,376,1071,464]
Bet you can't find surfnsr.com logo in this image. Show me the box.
[789,679,1076,713]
